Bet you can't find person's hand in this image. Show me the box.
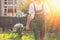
[25,24,30,31]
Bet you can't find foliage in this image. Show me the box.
[22,33,34,40]
[19,0,32,14]
[0,33,18,40]
[0,33,34,40]
[0,32,60,40]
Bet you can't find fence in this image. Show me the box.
[0,16,27,32]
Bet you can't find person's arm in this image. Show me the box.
[25,13,33,30]
[25,3,35,30]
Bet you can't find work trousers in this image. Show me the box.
[31,14,45,40]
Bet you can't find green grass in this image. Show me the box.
[44,34,60,40]
[0,33,60,40]
[0,33,34,40]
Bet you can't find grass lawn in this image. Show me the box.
[0,32,60,40]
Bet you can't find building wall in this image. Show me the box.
[0,0,1,16]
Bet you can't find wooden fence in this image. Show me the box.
[0,16,27,32]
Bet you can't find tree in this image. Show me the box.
[19,0,32,14]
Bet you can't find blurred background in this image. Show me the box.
[0,0,60,40]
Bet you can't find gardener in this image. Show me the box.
[25,0,50,40]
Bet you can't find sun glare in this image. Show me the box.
[51,0,60,9]
[46,0,60,32]
[47,0,60,13]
